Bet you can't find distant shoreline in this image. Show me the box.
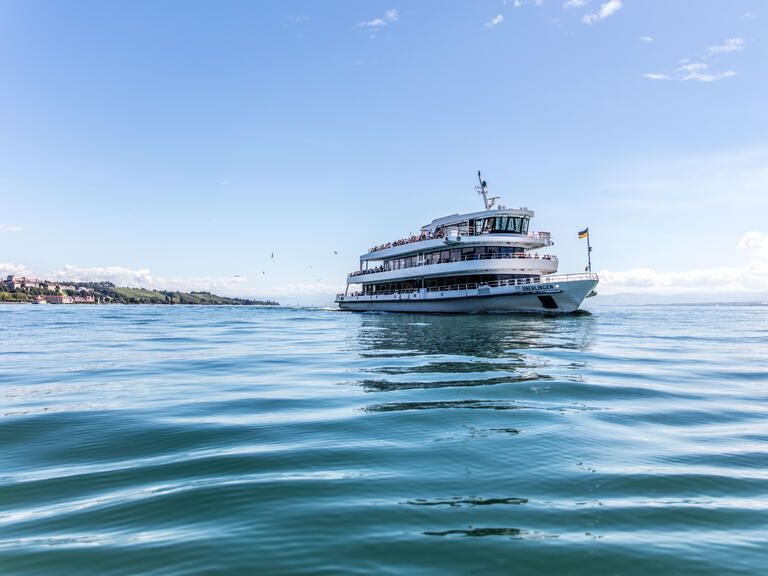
[0,302,281,306]
[1,277,279,306]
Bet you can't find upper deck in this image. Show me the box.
[361,231,552,261]
[364,207,547,259]
[422,207,534,235]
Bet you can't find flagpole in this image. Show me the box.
[587,232,592,273]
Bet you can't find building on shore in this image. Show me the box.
[4,275,42,290]
[44,294,73,304]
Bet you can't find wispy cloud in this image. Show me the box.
[357,9,399,28]
[0,225,23,232]
[644,38,744,82]
[676,62,736,82]
[600,232,768,295]
[271,281,345,296]
[582,0,622,24]
[640,36,654,43]
[0,262,32,277]
[505,0,544,8]
[645,62,737,82]
[707,37,745,55]
[564,0,587,8]
[484,14,505,29]
[51,265,249,295]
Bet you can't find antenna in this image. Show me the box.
[476,171,500,210]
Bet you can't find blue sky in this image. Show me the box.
[2,1,767,303]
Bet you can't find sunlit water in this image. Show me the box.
[1,304,767,574]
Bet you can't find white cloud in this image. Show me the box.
[640,36,654,43]
[0,225,23,232]
[644,62,736,83]
[271,281,345,296]
[582,0,621,24]
[600,232,768,295]
[0,262,33,277]
[564,0,586,8]
[646,37,743,82]
[675,62,736,82]
[642,73,669,80]
[708,37,745,54]
[739,231,768,260]
[357,9,399,28]
[485,14,505,28]
[51,265,249,295]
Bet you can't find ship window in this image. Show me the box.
[522,219,529,234]
[503,217,522,233]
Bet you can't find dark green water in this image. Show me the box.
[1,304,767,574]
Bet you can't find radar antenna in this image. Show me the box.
[476,171,500,210]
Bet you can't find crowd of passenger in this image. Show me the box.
[348,252,555,277]
[349,265,385,277]
[368,230,444,253]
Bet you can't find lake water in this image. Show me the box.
[1,304,767,574]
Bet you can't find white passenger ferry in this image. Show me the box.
[336,174,598,313]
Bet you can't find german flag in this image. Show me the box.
[578,228,589,239]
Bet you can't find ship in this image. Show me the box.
[336,173,598,313]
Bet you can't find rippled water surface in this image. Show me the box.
[1,304,767,574]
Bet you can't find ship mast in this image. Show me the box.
[476,171,499,210]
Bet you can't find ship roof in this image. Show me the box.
[422,207,535,233]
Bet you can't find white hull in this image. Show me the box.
[337,277,597,314]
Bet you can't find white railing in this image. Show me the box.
[542,273,598,283]
[367,230,553,254]
[349,252,558,278]
[337,273,598,299]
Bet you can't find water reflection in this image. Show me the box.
[365,399,591,413]
[357,312,595,358]
[424,527,530,538]
[354,312,596,396]
[407,497,528,507]
[359,372,545,392]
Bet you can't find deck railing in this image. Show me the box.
[338,273,598,299]
[349,252,558,277]
[367,230,552,254]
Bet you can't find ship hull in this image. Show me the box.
[337,278,597,314]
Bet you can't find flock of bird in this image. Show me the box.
[244,249,341,281]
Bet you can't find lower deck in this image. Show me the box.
[337,274,599,314]
[355,273,538,295]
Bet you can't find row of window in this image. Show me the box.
[436,216,530,237]
[382,246,524,271]
[362,274,538,294]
